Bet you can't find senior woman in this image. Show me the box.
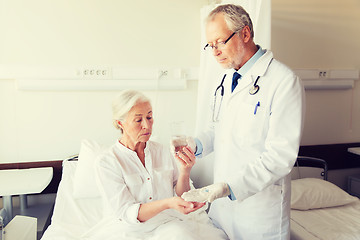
[91,90,228,240]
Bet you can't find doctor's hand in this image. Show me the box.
[181,183,231,203]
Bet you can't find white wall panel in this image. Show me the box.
[0,0,206,163]
[272,0,360,145]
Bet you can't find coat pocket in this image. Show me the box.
[232,101,267,144]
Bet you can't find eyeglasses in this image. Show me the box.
[204,31,237,51]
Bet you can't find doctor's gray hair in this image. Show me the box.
[206,4,254,39]
[112,90,151,132]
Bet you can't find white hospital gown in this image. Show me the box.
[88,140,228,240]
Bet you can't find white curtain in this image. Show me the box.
[191,0,271,188]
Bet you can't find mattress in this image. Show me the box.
[290,200,360,240]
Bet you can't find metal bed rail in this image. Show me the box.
[294,156,328,180]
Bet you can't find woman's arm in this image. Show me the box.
[173,146,196,196]
[137,196,204,222]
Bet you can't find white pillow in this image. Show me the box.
[49,161,104,231]
[73,139,103,199]
[291,178,358,210]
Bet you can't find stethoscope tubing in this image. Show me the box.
[215,74,226,97]
[213,74,260,122]
[212,74,226,122]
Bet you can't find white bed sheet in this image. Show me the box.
[290,200,360,240]
[42,160,227,240]
[290,219,321,240]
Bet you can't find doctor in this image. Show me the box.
[179,4,305,240]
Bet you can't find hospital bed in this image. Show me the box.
[41,144,216,240]
[290,157,360,240]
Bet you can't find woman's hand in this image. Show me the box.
[137,196,205,222]
[174,146,196,173]
[169,197,205,214]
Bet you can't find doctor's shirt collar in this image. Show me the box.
[236,45,265,77]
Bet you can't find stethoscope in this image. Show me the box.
[212,74,261,122]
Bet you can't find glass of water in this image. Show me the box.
[170,121,187,154]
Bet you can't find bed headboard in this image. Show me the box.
[292,156,328,181]
[298,142,360,170]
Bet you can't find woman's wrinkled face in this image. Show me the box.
[120,101,153,145]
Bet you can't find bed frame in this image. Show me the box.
[290,156,360,240]
[294,156,328,180]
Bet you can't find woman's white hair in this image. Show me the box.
[112,90,151,132]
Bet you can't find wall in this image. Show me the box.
[0,0,206,163]
[272,0,360,189]
[272,0,360,145]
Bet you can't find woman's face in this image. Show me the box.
[120,101,153,146]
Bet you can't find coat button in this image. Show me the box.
[149,197,152,200]
[147,178,150,180]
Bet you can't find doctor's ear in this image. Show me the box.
[240,26,252,43]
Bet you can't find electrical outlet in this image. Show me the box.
[158,68,184,80]
[158,69,168,79]
[319,70,328,78]
[79,67,112,79]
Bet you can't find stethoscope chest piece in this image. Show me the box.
[249,85,260,95]
[249,75,261,95]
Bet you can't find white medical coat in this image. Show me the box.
[197,50,305,240]
[93,140,228,240]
